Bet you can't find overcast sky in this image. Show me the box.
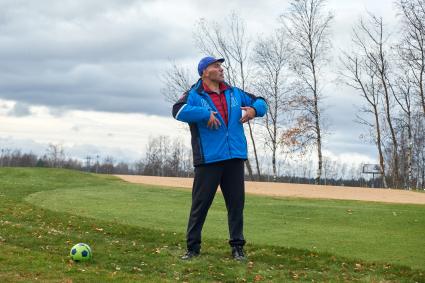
[0,0,400,168]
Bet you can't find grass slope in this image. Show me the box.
[26,182,425,269]
[0,167,424,282]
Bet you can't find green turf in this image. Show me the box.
[1,167,424,282]
[25,178,425,269]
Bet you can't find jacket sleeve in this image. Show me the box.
[172,91,211,123]
[240,90,268,117]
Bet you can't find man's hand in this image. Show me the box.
[207,111,221,129]
[240,107,256,123]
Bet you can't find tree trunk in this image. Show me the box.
[420,65,425,116]
[419,43,425,116]
[272,98,278,182]
[272,146,277,182]
[247,121,262,181]
[315,129,323,185]
[377,24,399,187]
[312,60,322,185]
[245,158,254,181]
[314,94,322,185]
[240,57,262,182]
[422,152,425,189]
[406,114,413,190]
[373,104,388,188]
[381,75,400,187]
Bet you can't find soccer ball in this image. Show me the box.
[70,243,92,262]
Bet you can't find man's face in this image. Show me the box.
[203,62,224,82]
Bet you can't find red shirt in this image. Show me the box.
[203,82,229,125]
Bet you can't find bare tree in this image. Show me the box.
[340,36,390,187]
[396,0,425,116]
[194,12,262,181]
[322,156,339,184]
[412,111,425,189]
[115,162,129,174]
[280,0,333,184]
[253,28,292,181]
[165,138,186,177]
[143,135,192,177]
[353,14,401,187]
[100,156,114,175]
[181,145,194,177]
[0,149,6,167]
[46,143,65,168]
[393,61,415,189]
[144,136,162,176]
[194,12,252,89]
[160,62,194,104]
[134,160,145,175]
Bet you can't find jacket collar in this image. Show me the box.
[193,79,231,95]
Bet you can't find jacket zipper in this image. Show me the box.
[201,91,232,158]
[225,92,231,158]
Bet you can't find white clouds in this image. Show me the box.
[0,99,188,162]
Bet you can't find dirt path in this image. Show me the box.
[115,175,425,205]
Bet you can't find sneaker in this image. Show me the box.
[231,246,246,261]
[181,250,200,260]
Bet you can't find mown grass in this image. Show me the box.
[0,167,424,282]
[26,176,425,269]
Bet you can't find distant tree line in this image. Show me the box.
[142,136,193,177]
[141,136,396,188]
[0,145,82,170]
[0,144,140,175]
[0,138,401,189]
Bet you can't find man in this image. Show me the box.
[172,56,267,261]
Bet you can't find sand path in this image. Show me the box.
[115,175,425,205]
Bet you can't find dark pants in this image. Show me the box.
[186,158,246,252]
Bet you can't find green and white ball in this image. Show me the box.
[70,243,92,262]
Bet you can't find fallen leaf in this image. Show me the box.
[254,274,263,281]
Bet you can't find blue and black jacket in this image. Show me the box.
[172,79,267,166]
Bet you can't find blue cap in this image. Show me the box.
[197,56,225,76]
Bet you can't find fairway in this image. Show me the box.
[26,175,425,269]
[1,168,424,282]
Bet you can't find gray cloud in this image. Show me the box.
[7,102,31,117]
[0,0,399,163]
[0,0,399,117]
[0,63,171,116]
[0,0,197,116]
